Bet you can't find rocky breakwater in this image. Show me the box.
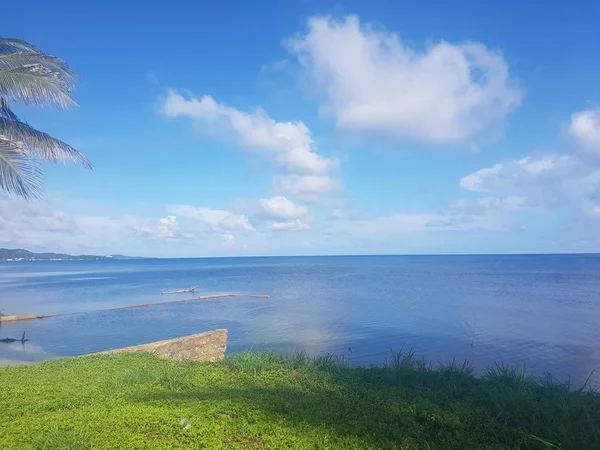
[98,329,228,362]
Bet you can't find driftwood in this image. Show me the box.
[161,286,197,295]
[0,331,28,344]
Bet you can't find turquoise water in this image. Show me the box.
[1,255,599,385]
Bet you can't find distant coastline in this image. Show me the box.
[0,248,140,262]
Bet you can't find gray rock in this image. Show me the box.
[100,329,228,362]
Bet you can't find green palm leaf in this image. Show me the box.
[0,38,41,55]
[0,64,76,109]
[0,52,75,84]
[0,136,43,199]
[0,37,91,199]
[0,97,19,121]
[0,118,92,168]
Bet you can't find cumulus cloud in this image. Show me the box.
[333,210,516,235]
[448,196,527,215]
[0,195,266,256]
[130,215,193,241]
[263,218,310,231]
[272,174,344,204]
[258,196,308,219]
[568,108,600,159]
[286,15,521,143]
[232,196,311,232]
[160,90,343,202]
[333,213,435,235]
[329,194,532,236]
[0,197,78,235]
[0,195,136,252]
[460,155,583,192]
[0,191,334,258]
[461,108,600,196]
[589,204,600,218]
[330,208,363,220]
[161,90,337,174]
[168,205,254,233]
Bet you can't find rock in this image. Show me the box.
[100,329,228,362]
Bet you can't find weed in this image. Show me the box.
[1,351,599,449]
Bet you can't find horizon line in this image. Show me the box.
[131,251,600,259]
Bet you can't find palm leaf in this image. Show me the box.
[0,38,41,56]
[0,52,75,84]
[0,136,43,199]
[0,65,76,108]
[0,97,19,121]
[0,118,92,168]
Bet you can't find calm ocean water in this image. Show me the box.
[1,255,600,385]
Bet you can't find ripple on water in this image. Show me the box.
[1,255,600,387]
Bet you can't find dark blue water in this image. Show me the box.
[1,255,600,385]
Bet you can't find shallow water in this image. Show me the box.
[1,255,600,385]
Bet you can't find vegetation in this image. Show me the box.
[0,37,91,199]
[0,247,137,261]
[1,352,599,449]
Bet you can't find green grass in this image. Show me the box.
[1,351,599,449]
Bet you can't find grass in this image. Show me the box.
[0,351,599,449]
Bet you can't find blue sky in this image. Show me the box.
[2,0,600,257]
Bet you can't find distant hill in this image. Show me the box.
[0,248,141,261]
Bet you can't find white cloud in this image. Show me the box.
[286,15,521,143]
[0,195,264,256]
[331,209,359,220]
[130,215,192,240]
[221,234,236,246]
[258,196,308,219]
[568,108,600,160]
[448,196,528,215]
[263,218,310,231]
[461,108,600,197]
[0,195,131,253]
[0,196,78,235]
[272,174,344,204]
[161,90,338,175]
[333,213,435,235]
[460,155,583,192]
[232,196,312,232]
[168,205,254,233]
[160,90,343,203]
[329,194,533,236]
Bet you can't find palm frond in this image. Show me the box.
[0,136,43,200]
[0,97,19,121]
[0,118,92,169]
[0,38,41,56]
[0,53,75,84]
[0,37,90,199]
[0,65,76,109]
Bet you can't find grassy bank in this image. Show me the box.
[0,352,599,449]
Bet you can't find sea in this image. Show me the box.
[1,254,600,385]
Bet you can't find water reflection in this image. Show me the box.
[0,339,55,366]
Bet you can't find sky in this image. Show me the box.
[2,0,600,257]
